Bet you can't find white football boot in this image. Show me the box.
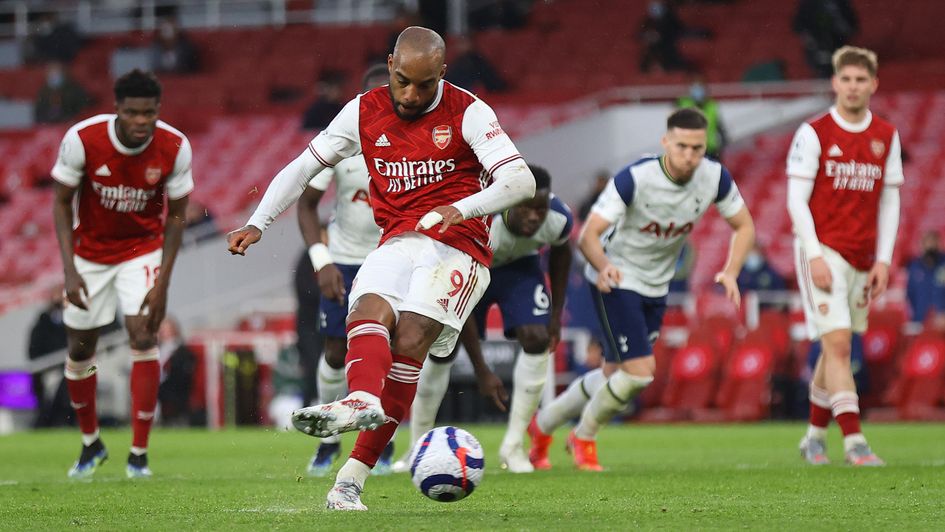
[499,441,535,473]
[326,479,368,511]
[292,391,385,439]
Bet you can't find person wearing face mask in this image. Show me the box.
[736,243,787,307]
[33,61,90,124]
[906,231,945,324]
[676,78,728,160]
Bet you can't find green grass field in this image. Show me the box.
[1,423,943,530]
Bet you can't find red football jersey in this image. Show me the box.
[787,109,903,270]
[52,115,194,265]
[307,82,522,265]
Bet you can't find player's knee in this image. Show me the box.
[516,326,550,354]
[391,328,432,359]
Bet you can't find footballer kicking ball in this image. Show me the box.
[408,426,484,502]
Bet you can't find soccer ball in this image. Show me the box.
[408,426,484,502]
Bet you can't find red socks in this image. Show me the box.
[808,384,832,428]
[351,354,422,467]
[344,320,392,398]
[831,391,862,437]
[65,358,98,437]
[130,348,161,450]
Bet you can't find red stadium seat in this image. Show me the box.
[714,338,774,421]
[873,334,945,421]
[639,340,719,422]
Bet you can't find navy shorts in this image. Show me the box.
[472,255,550,339]
[590,285,666,362]
[319,263,361,339]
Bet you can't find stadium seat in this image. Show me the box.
[639,339,719,422]
[713,334,775,421]
[871,333,945,421]
[860,309,906,408]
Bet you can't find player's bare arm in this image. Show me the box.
[578,212,622,293]
[52,182,88,310]
[298,185,346,303]
[459,315,509,412]
[547,240,572,350]
[715,205,755,308]
[139,194,188,332]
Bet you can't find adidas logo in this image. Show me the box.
[436,298,449,312]
[375,134,391,147]
[828,144,843,157]
[94,164,111,177]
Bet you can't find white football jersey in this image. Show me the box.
[489,194,573,267]
[585,156,745,297]
[307,156,380,264]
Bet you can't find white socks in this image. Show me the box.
[81,429,100,446]
[318,356,348,445]
[535,367,606,435]
[336,458,371,489]
[501,350,549,450]
[408,357,453,448]
[574,370,653,440]
[806,425,828,441]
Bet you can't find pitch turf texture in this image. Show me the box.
[2,423,943,530]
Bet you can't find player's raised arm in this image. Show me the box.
[228,98,362,255]
[417,98,536,232]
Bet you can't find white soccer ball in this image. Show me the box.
[408,426,484,502]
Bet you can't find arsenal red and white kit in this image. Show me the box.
[787,107,903,338]
[303,81,523,266]
[52,114,194,264]
[52,114,193,329]
[787,107,903,270]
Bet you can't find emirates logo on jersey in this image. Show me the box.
[432,125,452,150]
[144,167,162,185]
[870,139,885,158]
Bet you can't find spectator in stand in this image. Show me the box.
[149,17,200,74]
[33,62,90,124]
[28,285,71,428]
[301,70,348,131]
[793,0,858,78]
[157,316,197,426]
[445,35,508,93]
[906,231,945,324]
[468,0,530,31]
[577,170,611,221]
[639,0,690,73]
[23,11,82,64]
[676,78,728,160]
[737,242,787,294]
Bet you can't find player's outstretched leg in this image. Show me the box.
[528,368,606,469]
[500,348,550,473]
[392,355,453,473]
[65,357,106,479]
[327,354,422,510]
[293,320,391,438]
[127,347,160,479]
[799,381,831,465]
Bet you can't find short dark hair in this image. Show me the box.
[114,69,162,102]
[361,63,389,90]
[667,107,707,131]
[528,164,551,190]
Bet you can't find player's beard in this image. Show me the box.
[388,86,428,121]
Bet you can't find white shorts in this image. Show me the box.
[349,233,490,358]
[794,240,869,340]
[63,249,162,330]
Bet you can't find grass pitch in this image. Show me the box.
[1,423,943,530]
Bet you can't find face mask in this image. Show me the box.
[648,2,666,17]
[47,71,64,88]
[689,84,706,102]
[744,253,763,272]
